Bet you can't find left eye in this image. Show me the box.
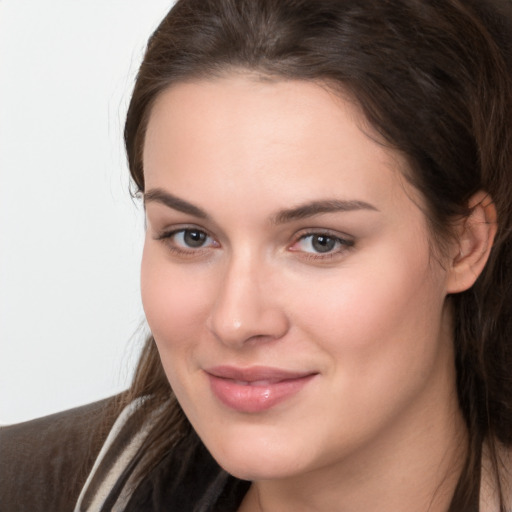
[293,233,351,254]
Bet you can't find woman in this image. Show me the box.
[2,0,512,510]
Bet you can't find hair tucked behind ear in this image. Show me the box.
[120,1,512,508]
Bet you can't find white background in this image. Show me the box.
[0,1,175,424]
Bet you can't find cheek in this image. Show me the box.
[294,248,446,372]
[140,242,210,351]
[288,254,450,441]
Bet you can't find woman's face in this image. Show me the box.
[141,76,458,481]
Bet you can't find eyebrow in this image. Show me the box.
[144,188,210,219]
[271,199,379,224]
[144,188,378,224]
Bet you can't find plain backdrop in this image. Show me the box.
[0,0,175,424]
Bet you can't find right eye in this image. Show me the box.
[172,229,210,248]
[156,228,219,254]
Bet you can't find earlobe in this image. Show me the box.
[446,191,498,294]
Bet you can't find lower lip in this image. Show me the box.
[207,373,316,413]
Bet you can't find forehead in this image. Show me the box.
[143,76,421,217]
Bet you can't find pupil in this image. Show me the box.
[312,235,335,253]
[184,230,206,247]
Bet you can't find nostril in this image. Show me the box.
[207,307,290,349]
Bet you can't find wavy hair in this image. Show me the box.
[121,1,512,509]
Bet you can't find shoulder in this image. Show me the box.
[0,396,121,512]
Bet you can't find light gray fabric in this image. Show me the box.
[74,398,149,512]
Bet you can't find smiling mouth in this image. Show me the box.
[204,366,317,413]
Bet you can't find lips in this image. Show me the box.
[205,365,317,413]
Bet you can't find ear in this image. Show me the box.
[446,191,497,294]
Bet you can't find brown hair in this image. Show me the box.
[121,0,512,509]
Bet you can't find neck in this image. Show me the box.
[480,440,512,512]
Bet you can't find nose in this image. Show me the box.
[206,255,290,348]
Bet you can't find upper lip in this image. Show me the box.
[204,365,317,383]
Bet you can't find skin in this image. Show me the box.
[141,75,484,511]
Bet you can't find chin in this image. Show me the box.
[217,455,302,482]
[200,428,314,481]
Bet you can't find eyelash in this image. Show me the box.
[155,227,354,260]
[290,230,355,261]
[155,227,218,257]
